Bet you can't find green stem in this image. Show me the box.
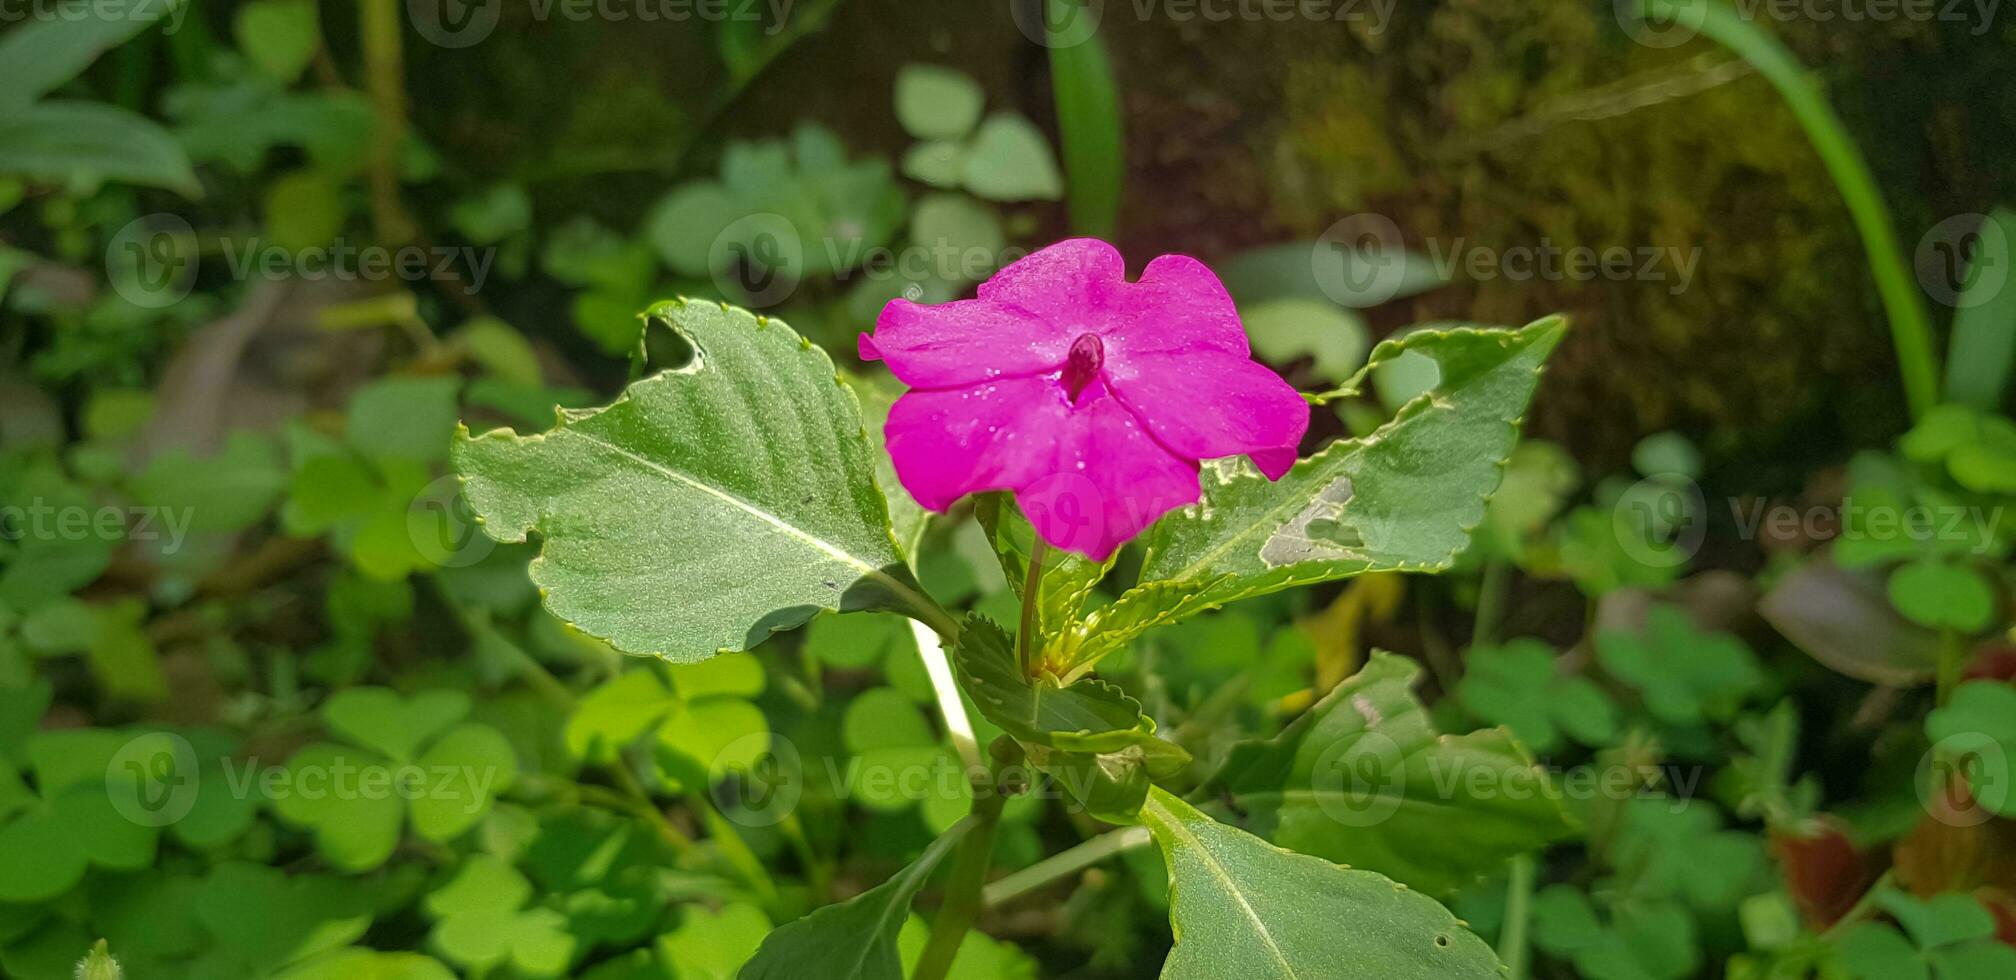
[1499,853,1537,980]
[980,826,1152,908]
[1473,560,1511,649]
[1017,538,1050,677]
[913,782,1007,980]
[359,0,416,246]
[1936,628,1964,706]
[1641,0,1938,417]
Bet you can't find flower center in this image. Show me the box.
[1061,333,1104,402]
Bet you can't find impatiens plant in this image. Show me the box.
[454,239,1570,979]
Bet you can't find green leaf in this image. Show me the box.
[1140,787,1503,979]
[272,948,457,980]
[1926,682,2016,817]
[323,687,469,763]
[900,141,965,188]
[410,723,518,842]
[127,431,288,535]
[0,805,88,902]
[348,376,460,463]
[455,299,937,661]
[1887,559,1995,632]
[953,614,1184,821]
[659,902,772,980]
[847,371,931,561]
[424,855,531,918]
[803,611,914,670]
[739,818,973,979]
[894,65,985,141]
[0,0,181,112]
[1457,638,1619,754]
[1596,605,1768,727]
[193,863,374,974]
[566,670,678,762]
[1242,298,1370,385]
[1063,318,1566,671]
[1207,652,1575,895]
[961,115,1064,202]
[1943,209,2016,411]
[0,101,200,197]
[952,615,1148,753]
[1045,0,1123,237]
[235,0,321,83]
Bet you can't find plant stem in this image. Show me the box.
[911,618,984,775]
[358,0,416,246]
[1936,628,1964,706]
[1018,538,1049,677]
[1642,0,1938,418]
[913,783,1007,980]
[1473,559,1511,649]
[1499,853,1537,980]
[981,826,1152,908]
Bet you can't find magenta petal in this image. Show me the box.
[977,238,1127,322]
[863,298,1073,388]
[1013,386,1202,561]
[1101,254,1249,359]
[882,375,1069,511]
[1105,350,1309,480]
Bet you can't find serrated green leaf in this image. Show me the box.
[1140,787,1502,979]
[739,818,972,979]
[455,300,939,661]
[1208,652,1576,895]
[952,615,1148,753]
[953,616,1185,821]
[1060,318,1565,669]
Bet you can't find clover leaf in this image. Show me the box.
[271,687,518,871]
[1887,558,1996,633]
[1596,605,1768,727]
[1457,638,1620,754]
[1925,681,2016,817]
[1834,890,2016,980]
[424,855,576,978]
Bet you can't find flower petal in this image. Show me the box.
[882,377,1199,559]
[862,297,1072,389]
[1101,254,1249,358]
[882,375,1070,511]
[977,238,1127,322]
[1106,349,1309,479]
[1013,386,1201,561]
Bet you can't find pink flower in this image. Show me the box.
[860,238,1309,560]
